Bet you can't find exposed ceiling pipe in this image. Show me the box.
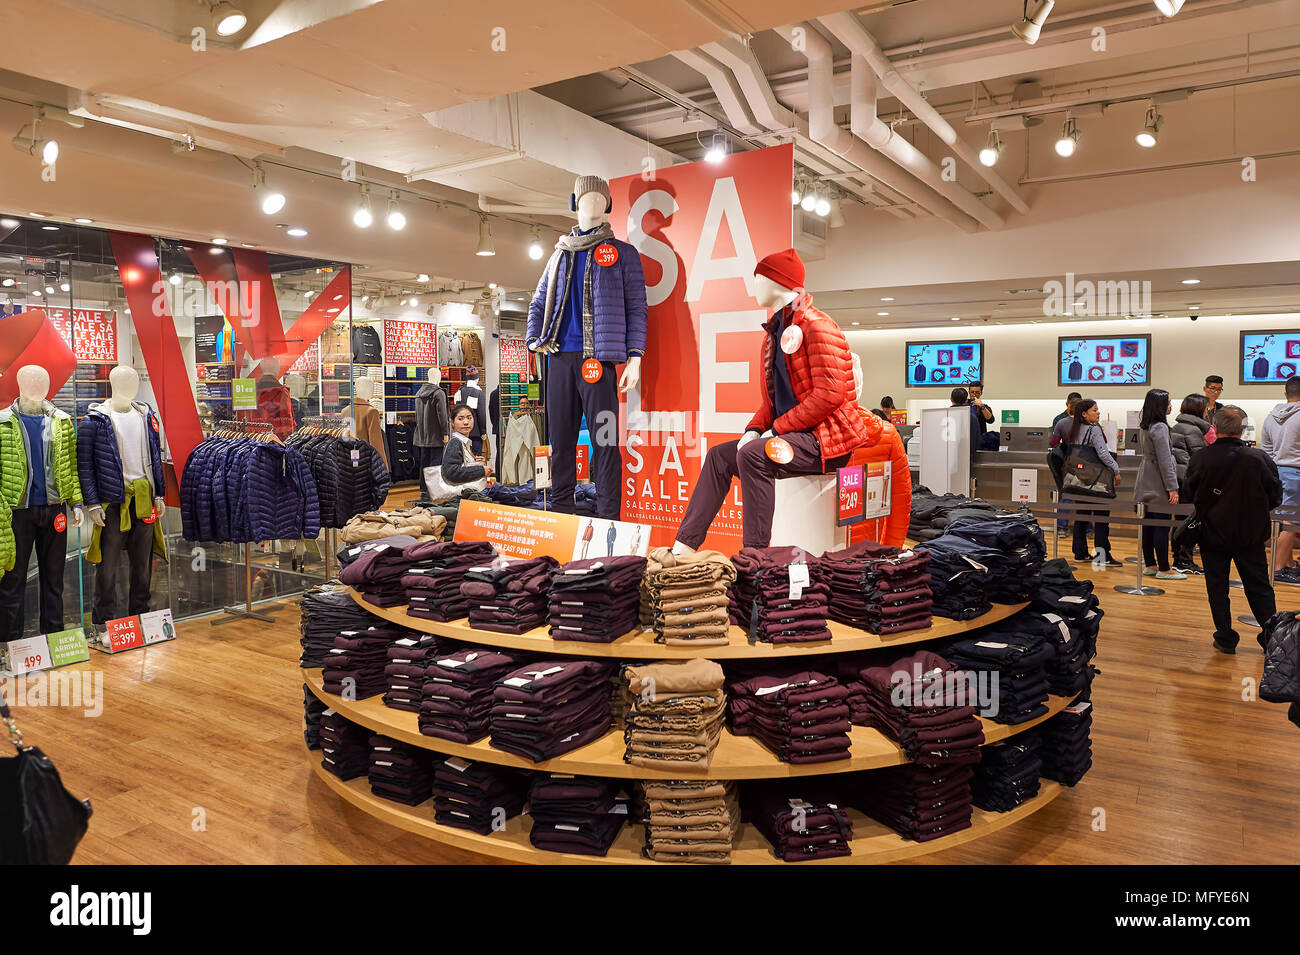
[477,195,571,217]
[821,11,1031,215]
[669,49,766,137]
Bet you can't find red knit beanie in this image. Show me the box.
[754,248,806,291]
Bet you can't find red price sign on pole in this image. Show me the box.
[837,465,865,527]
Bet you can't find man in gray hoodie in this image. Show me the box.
[1262,375,1300,582]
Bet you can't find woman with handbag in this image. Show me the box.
[1135,388,1185,580]
[1062,399,1123,565]
[1171,393,1212,573]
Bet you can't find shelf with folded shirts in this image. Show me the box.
[309,760,1062,866]
[303,668,1073,781]
[342,587,1028,660]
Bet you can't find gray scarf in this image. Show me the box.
[535,223,614,357]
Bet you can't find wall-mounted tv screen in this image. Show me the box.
[905,339,984,387]
[1058,335,1150,386]
[1240,329,1300,384]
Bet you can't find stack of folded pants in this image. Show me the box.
[303,685,326,750]
[319,709,371,780]
[402,540,498,621]
[432,756,530,834]
[547,556,646,643]
[729,546,832,644]
[941,631,1056,724]
[944,514,1045,603]
[420,647,525,743]
[1034,559,1103,696]
[527,774,628,857]
[727,669,852,764]
[300,584,380,668]
[489,659,618,762]
[640,779,740,864]
[368,734,438,806]
[322,626,406,699]
[1016,610,1093,697]
[972,738,1043,812]
[852,762,975,842]
[461,556,557,634]
[338,539,419,608]
[908,487,999,542]
[642,548,737,646]
[384,633,443,712]
[1028,699,1093,785]
[820,540,933,634]
[622,659,727,770]
[915,534,996,619]
[742,782,854,862]
[855,649,986,766]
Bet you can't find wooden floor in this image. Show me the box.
[17,534,1300,865]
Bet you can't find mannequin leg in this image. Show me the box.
[0,508,39,640]
[675,440,742,549]
[547,353,582,514]
[576,361,623,521]
[31,505,67,634]
[735,433,824,548]
[94,504,126,624]
[125,501,155,616]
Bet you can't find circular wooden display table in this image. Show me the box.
[311,761,1062,865]
[305,669,1071,780]
[345,587,1029,660]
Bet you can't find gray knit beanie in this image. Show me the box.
[572,174,611,209]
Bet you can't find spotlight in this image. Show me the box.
[286,227,308,237]
[211,237,228,245]
[31,289,41,297]
[703,131,727,164]
[475,217,495,257]
[28,212,46,218]
[790,187,800,205]
[1,279,12,287]
[800,192,817,212]
[1012,0,1055,45]
[45,286,54,295]
[1153,0,1185,15]
[409,296,418,307]
[74,217,92,224]
[527,227,544,261]
[417,273,430,283]
[303,290,312,298]
[1055,117,1080,157]
[1,218,16,228]
[814,195,831,217]
[210,2,248,37]
[352,185,373,228]
[60,281,70,292]
[1136,103,1161,148]
[385,194,406,231]
[169,272,183,286]
[979,129,1003,167]
[253,163,285,215]
[11,113,58,164]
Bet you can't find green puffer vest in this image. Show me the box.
[0,496,13,573]
[0,402,83,507]
[0,411,27,508]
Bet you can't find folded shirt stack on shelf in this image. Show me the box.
[401,540,498,621]
[489,659,618,762]
[1033,558,1104,698]
[820,540,934,635]
[322,626,409,700]
[303,685,327,750]
[639,779,740,865]
[546,556,646,643]
[727,669,853,764]
[319,709,371,781]
[527,774,628,857]
[914,535,996,620]
[460,556,557,635]
[742,783,855,862]
[908,487,1002,543]
[851,649,986,767]
[299,584,381,668]
[432,756,531,835]
[338,539,420,609]
[1027,699,1093,785]
[941,630,1057,725]
[943,514,1045,603]
[1014,610,1096,699]
[420,648,525,744]
[622,659,727,770]
[850,762,975,843]
[729,546,832,645]
[972,738,1043,812]
[384,634,444,713]
[368,734,439,806]
[642,548,737,647]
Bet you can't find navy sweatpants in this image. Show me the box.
[546,351,622,520]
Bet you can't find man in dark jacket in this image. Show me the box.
[1185,406,1282,654]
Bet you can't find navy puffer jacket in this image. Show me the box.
[311,436,391,528]
[78,401,165,505]
[180,437,320,542]
[527,233,647,362]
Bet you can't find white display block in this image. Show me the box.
[919,407,971,495]
[1012,468,1039,503]
[1100,418,1119,453]
[771,474,848,554]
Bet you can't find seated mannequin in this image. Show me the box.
[674,249,869,552]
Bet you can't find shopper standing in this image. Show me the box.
[1053,392,1082,430]
[950,387,980,461]
[1170,393,1212,573]
[968,381,995,446]
[1261,375,1300,583]
[1203,375,1225,418]
[1063,399,1122,566]
[1185,407,1280,654]
[1051,393,1083,536]
[1134,388,1184,579]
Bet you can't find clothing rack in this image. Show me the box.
[295,414,350,578]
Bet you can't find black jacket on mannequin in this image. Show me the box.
[455,382,487,439]
[414,383,450,448]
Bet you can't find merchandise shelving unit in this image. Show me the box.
[303,588,1083,865]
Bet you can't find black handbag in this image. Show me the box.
[1061,434,1116,498]
[0,685,92,864]
[1173,455,1244,551]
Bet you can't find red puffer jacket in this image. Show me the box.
[747,295,869,463]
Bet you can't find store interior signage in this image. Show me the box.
[905,339,984,387]
[1240,329,1300,384]
[1058,334,1150,386]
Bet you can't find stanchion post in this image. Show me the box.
[1115,503,1164,596]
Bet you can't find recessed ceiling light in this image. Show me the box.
[286,227,308,237]
[211,237,228,245]
[74,217,92,224]
[951,316,961,321]
[877,311,889,316]
[241,242,256,248]
[209,246,223,254]
[0,279,12,287]
[303,290,312,298]
[44,286,54,294]
[1181,278,1200,285]
[488,282,497,289]
[1188,304,1199,310]
[41,225,58,231]
[332,294,343,301]
[851,321,861,326]
[417,273,430,283]
[880,297,894,302]
[327,308,339,313]
[169,272,183,286]
[28,212,46,218]
[31,289,42,297]
[0,218,18,228]
[60,281,70,292]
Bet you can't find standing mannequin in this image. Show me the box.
[250,357,296,439]
[0,365,84,639]
[284,371,309,424]
[454,367,487,457]
[351,377,389,468]
[78,366,166,627]
[527,174,648,520]
[414,368,450,470]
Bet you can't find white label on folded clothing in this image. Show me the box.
[961,556,990,573]
[504,713,527,719]
[445,757,471,772]
[789,562,809,601]
[1042,613,1071,642]
[610,804,629,815]
[1064,700,1093,714]
[437,657,465,667]
[1085,611,1098,620]
[974,641,1010,649]
[375,760,393,767]
[552,774,575,779]
[556,824,582,832]
[395,638,418,646]
[1061,596,1086,604]
[755,682,791,697]
[502,677,533,688]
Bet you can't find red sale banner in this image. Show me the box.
[610,144,793,551]
[499,337,528,373]
[384,319,438,365]
[290,336,320,374]
[45,308,119,362]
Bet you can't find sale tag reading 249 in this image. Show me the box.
[581,359,603,383]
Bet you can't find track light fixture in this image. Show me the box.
[475,216,496,257]
[253,162,285,215]
[385,193,406,231]
[979,129,1003,167]
[799,188,817,213]
[1055,116,1080,157]
[527,226,544,261]
[702,130,727,164]
[1012,0,1054,45]
[210,2,248,37]
[353,184,373,228]
[814,190,831,218]
[1153,0,1185,16]
[11,108,58,164]
[790,180,801,205]
[1136,103,1162,148]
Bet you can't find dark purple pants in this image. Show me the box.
[547,351,622,520]
[676,431,824,549]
